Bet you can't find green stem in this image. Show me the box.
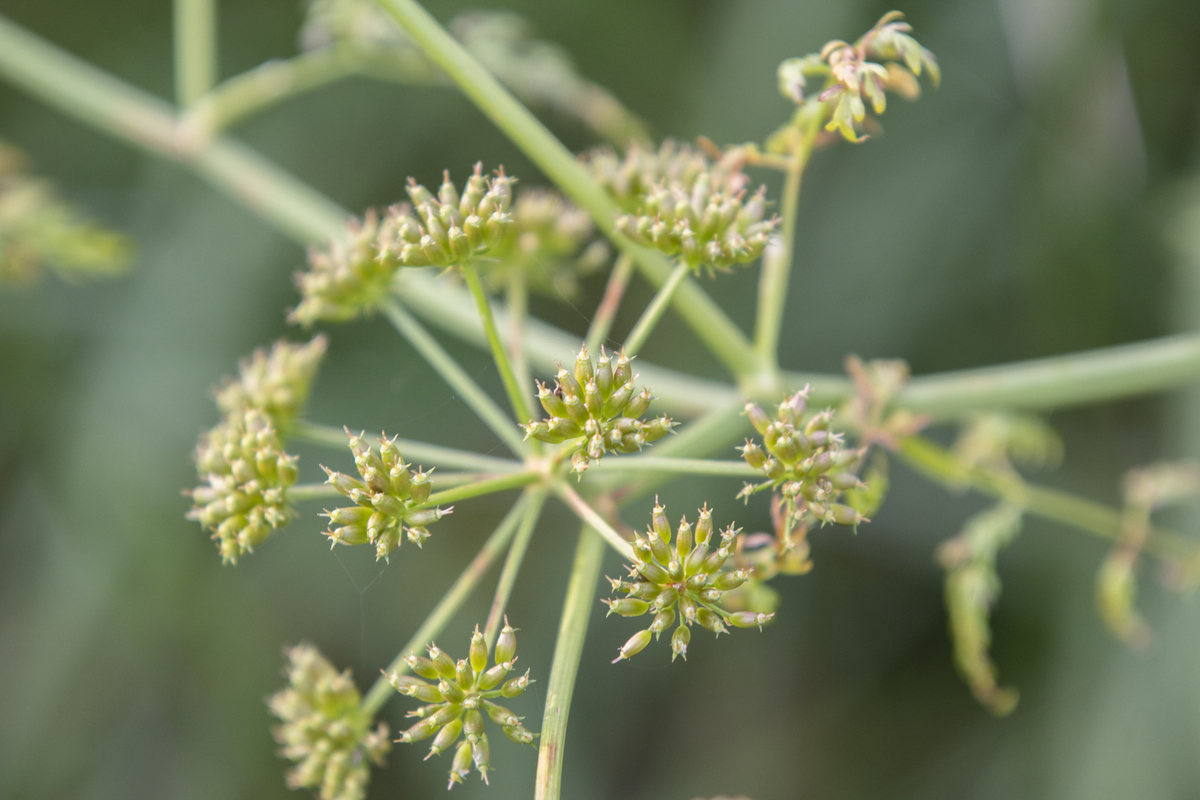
[755,157,803,364]
[371,0,763,380]
[897,436,1193,562]
[552,482,634,560]
[622,261,690,358]
[287,482,341,502]
[534,524,605,800]
[586,252,635,354]
[292,419,522,473]
[420,470,542,508]
[361,492,532,716]
[173,0,217,106]
[483,488,547,648]
[461,261,535,426]
[506,269,536,423]
[382,299,529,457]
[588,456,757,478]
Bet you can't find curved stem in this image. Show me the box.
[383,299,529,457]
[292,419,522,473]
[361,492,532,717]
[173,0,217,106]
[461,261,535,426]
[534,524,605,800]
[586,252,635,354]
[483,488,547,648]
[622,261,689,358]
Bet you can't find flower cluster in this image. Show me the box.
[215,334,328,434]
[738,388,868,528]
[269,643,390,800]
[388,623,535,788]
[521,344,674,473]
[607,502,773,663]
[584,140,749,213]
[320,430,451,561]
[0,139,131,287]
[481,187,608,298]
[776,11,939,142]
[187,409,298,564]
[290,164,515,325]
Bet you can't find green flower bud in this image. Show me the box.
[503,724,535,745]
[426,717,462,758]
[670,624,690,661]
[404,655,441,681]
[612,628,653,663]
[501,670,531,698]
[604,598,650,617]
[427,644,456,680]
[729,611,775,629]
[495,618,517,665]
[448,741,472,789]
[695,607,728,635]
[469,628,488,675]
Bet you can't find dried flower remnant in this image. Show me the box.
[320,430,452,561]
[607,501,773,663]
[291,164,515,325]
[215,335,328,434]
[187,409,299,564]
[269,643,390,800]
[936,503,1023,715]
[738,387,869,529]
[388,622,536,788]
[775,11,939,143]
[521,344,675,473]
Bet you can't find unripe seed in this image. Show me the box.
[469,628,488,674]
[605,598,650,617]
[670,624,690,661]
[696,607,728,635]
[613,628,653,662]
[405,654,441,681]
[729,611,776,629]
[426,717,462,758]
[501,670,531,697]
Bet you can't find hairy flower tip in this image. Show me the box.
[0,139,132,288]
[776,11,939,143]
[187,409,298,564]
[936,503,1023,716]
[290,210,396,326]
[319,429,451,561]
[390,624,536,788]
[521,344,675,473]
[269,643,390,800]
[480,187,607,298]
[739,389,869,529]
[215,335,328,435]
[607,501,772,663]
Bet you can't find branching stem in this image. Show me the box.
[173,0,218,106]
[553,482,634,560]
[419,470,542,508]
[461,261,535,427]
[292,419,523,473]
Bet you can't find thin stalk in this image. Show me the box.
[534,524,605,800]
[552,482,634,560]
[755,157,803,364]
[588,456,758,478]
[382,299,529,457]
[622,261,690,358]
[897,436,1194,563]
[286,483,341,502]
[483,488,548,648]
[419,470,542,508]
[586,252,635,353]
[371,0,764,381]
[460,261,535,426]
[292,419,522,473]
[361,493,532,716]
[506,270,536,422]
[173,0,218,106]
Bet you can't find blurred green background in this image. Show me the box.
[3,0,1200,798]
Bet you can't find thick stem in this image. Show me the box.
[461,261,535,426]
[371,0,764,380]
[382,300,529,457]
[897,436,1193,563]
[586,252,635,353]
[173,0,218,106]
[419,470,542,508]
[552,482,634,560]
[622,261,690,358]
[483,488,547,648]
[534,524,605,800]
[292,419,522,473]
[360,493,532,716]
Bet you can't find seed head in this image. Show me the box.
[388,624,536,788]
[215,335,328,435]
[320,429,452,561]
[268,643,390,800]
[187,409,298,564]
